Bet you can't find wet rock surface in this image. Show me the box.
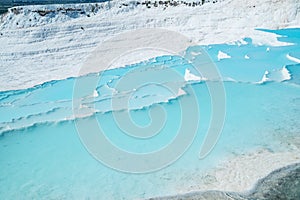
[148,163,300,200]
[248,163,300,200]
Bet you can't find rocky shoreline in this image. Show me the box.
[0,0,220,15]
[147,163,300,200]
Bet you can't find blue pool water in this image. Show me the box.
[1,28,300,199]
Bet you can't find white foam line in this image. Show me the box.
[281,66,291,81]
[257,70,270,84]
[184,69,205,82]
[177,88,186,96]
[217,51,231,61]
[287,53,300,63]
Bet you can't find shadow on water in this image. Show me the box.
[148,163,300,200]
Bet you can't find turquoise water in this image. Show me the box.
[1,29,300,199]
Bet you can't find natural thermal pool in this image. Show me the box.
[0,28,300,199]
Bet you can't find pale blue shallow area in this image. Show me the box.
[0,29,300,199]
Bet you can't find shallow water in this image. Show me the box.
[0,28,300,199]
